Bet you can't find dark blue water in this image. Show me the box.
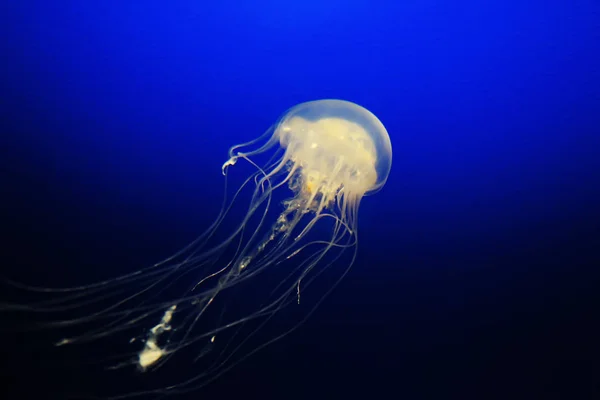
[1,2,599,399]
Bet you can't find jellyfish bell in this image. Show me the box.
[227,99,392,197]
[2,99,392,397]
[277,99,392,195]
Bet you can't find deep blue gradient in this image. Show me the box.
[1,1,599,399]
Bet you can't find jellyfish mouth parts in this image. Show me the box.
[2,153,359,399]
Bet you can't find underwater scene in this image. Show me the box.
[1,2,599,399]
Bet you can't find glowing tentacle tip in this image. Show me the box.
[221,156,238,175]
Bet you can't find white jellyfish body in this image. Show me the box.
[3,99,392,397]
[278,100,391,196]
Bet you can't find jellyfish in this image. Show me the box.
[4,99,392,397]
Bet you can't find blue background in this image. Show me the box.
[1,1,599,399]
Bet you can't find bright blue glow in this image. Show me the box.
[3,2,598,237]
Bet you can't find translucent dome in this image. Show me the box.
[275,99,392,195]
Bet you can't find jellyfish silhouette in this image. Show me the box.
[4,99,392,397]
